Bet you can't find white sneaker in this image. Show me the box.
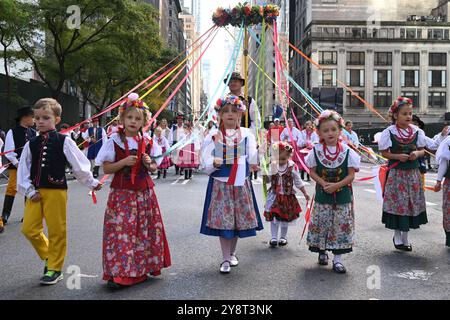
[230,254,239,267]
[220,261,231,274]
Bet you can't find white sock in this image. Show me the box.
[280,225,288,239]
[230,237,238,255]
[333,254,342,264]
[394,230,402,245]
[270,221,279,240]
[401,231,409,245]
[219,237,232,266]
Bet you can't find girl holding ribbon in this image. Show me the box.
[200,95,263,274]
[379,97,428,252]
[264,141,310,247]
[305,110,360,274]
[95,93,171,289]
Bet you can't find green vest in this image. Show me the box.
[388,132,419,170]
[314,149,352,205]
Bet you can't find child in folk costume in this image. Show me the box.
[298,121,319,181]
[201,95,263,274]
[177,121,200,180]
[305,110,360,274]
[18,98,101,285]
[82,117,107,178]
[2,107,36,226]
[264,141,310,247]
[379,97,428,252]
[154,126,171,179]
[434,136,450,247]
[96,93,171,289]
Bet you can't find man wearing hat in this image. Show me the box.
[1,107,36,227]
[225,71,261,130]
[82,116,107,178]
[169,114,185,175]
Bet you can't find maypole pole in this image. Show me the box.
[243,27,250,128]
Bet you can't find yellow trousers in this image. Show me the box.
[22,189,67,272]
[6,169,17,197]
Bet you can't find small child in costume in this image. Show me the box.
[305,110,360,274]
[154,126,171,179]
[18,98,101,285]
[264,141,310,247]
[434,135,450,247]
[379,97,428,252]
[200,95,263,274]
[95,93,171,289]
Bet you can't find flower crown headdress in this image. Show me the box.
[314,110,345,128]
[272,141,293,153]
[214,95,246,112]
[119,93,150,113]
[389,96,413,114]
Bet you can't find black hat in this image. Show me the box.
[176,114,185,119]
[15,107,34,123]
[412,115,425,130]
[224,71,245,86]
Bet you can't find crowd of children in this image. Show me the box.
[0,91,449,287]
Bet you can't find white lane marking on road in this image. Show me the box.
[0,184,7,188]
[426,202,438,206]
[171,177,183,185]
[77,274,99,278]
[364,189,376,194]
[391,270,434,281]
[182,179,190,185]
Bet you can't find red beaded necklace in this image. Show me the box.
[323,142,342,161]
[395,124,414,143]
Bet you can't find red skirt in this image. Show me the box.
[102,188,171,285]
[264,194,302,222]
[158,147,172,169]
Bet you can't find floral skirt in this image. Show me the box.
[306,202,354,254]
[264,191,302,222]
[382,168,427,231]
[102,188,171,285]
[443,179,450,246]
[200,177,263,238]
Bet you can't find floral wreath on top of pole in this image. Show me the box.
[212,2,280,27]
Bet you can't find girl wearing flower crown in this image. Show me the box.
[200,95,263,274]
[305,110,360,274]
[379,97,428,252]
[264,141,310,247]
[95,93,171,289]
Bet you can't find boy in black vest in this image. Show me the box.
[1,107,36,227]
[18,98,101,285]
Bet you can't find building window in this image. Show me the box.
[374,91,392,108]
[374,52,392,66]
[319,51,337,65]
[345,28,365,38]
[429,53,447,66]
[445,29,449,40]
[319,69,337,86]
[428,70,447,87]
[169,10,172,17]
[401,52,420,66]
[428,29,445,40]
[346,91,365,108]
[406,28,417,39]
[401,70,420,87]
[401,92,420,108]
[346,69,365,87]
[347,52,365,65]
[374,70,392,87]
[169,21,172,28]
[428,92,446,108]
